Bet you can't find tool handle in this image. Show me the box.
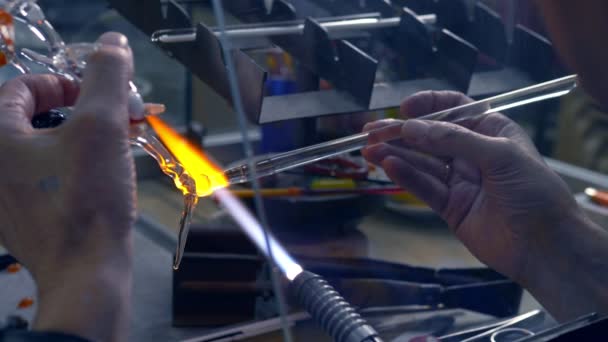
[291,271,382,342]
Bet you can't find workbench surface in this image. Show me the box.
[132,180,542,341]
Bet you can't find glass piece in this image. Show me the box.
[130,122,207,271]
[173,194,197,270]
[224,75,578,185]
[145,115,223,197]
[129,122,204,196]
[8,0,65,54]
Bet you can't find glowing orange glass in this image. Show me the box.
[145,116,228,197]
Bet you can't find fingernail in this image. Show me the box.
[402,120,429,144]
[97,32,129,49]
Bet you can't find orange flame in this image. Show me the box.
[146,116,228,197]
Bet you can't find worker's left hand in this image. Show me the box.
[0,32,135,341]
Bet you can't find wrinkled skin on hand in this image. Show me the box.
[363,91,579,283]
[0,33,135,341]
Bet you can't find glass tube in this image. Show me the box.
[150,15,437,43]
[224,74,578,185]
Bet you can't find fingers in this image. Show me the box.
[401,119,507,167]
[400,91,472,118]
[363,143,448,180]
[382,156,448,212]
[363,119,406,145]
[73,32,133,128]
[363,118,403,132]
[0,74,79,132]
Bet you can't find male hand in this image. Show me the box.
[363,91,583,286]
[0,32,135,341]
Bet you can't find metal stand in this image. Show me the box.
[108,0,565,125]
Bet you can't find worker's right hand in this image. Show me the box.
[362,91,593,290]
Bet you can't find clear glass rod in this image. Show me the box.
[224,74,578,184]
[150,14,437,43]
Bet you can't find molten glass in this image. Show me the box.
[146,116,228,196]
[143,116,302,277]
[144,116,231,269]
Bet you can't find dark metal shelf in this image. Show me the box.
[107,0,564,125]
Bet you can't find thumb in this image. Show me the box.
[401,119,507,166]
[73,32,133,128]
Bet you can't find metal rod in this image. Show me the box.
[223,74,578,185]
[151,14,437,43]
